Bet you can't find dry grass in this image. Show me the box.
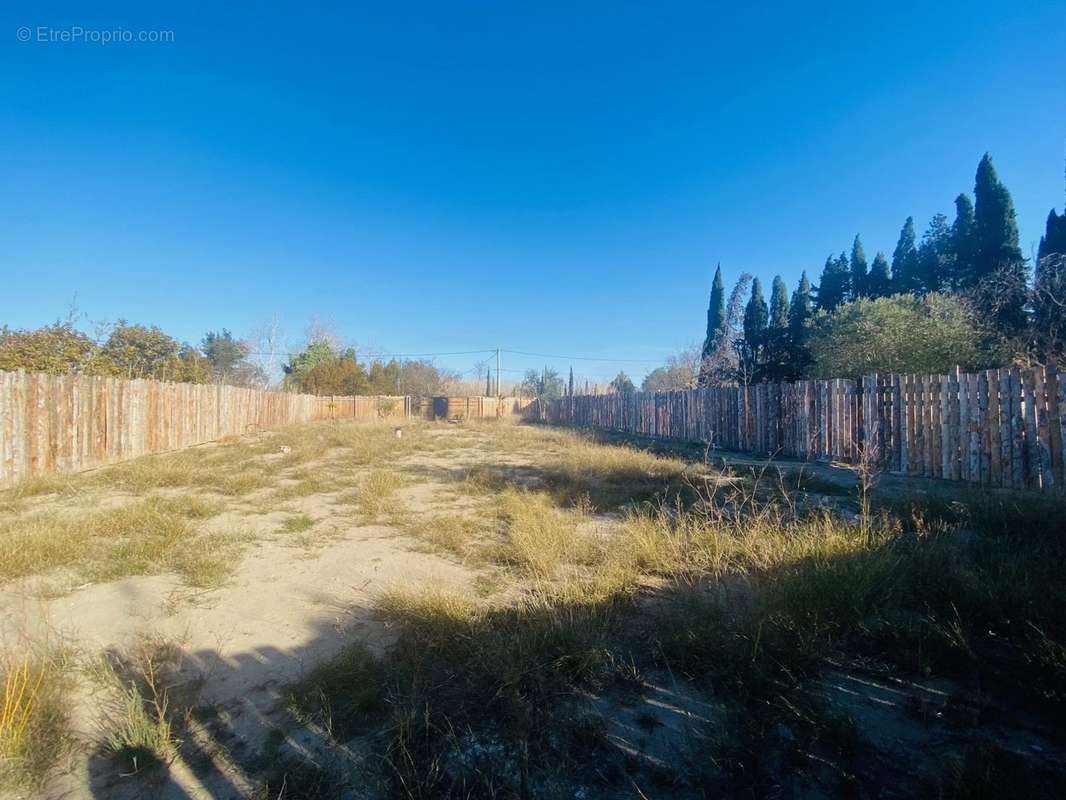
[0,649,71,791]
[337,469,406,519]
[291,457,1066,796]
[101,637,186,775]
[0,494,241,588]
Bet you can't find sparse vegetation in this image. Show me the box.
[0,650,70,791]
[2,418,1064,797]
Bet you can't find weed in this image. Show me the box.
[280,513,316,534]
[338,469,405,519]
[0,651,70,790]
[286,642,385,740]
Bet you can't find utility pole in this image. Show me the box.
[496,348,501,399]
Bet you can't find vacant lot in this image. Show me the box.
[1,418,1065,799]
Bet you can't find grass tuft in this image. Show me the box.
[0,651,70,791]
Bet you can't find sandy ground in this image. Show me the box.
[4,422,1064,799]
[1,426,499,799]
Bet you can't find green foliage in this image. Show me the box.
[973,153,1024,284]
[787,271,814,377]
[201,329,262,386]
[917,213,953,294]
[521,367,564,402]
[1038,208,1066,263]
[867,252,892,298]
[951,193,977,289]
[0,322,96,374]
[641,364,692,392]
[568,366,574,397]
[761,275,792,380]
[284,345,368,395]
[96,322,183,380]
[891,216,921,294]
[806,293,991,378]
[607,371,635,395]
[849,235,868,299]
[816,254,848,312]
[701,264,727,361]
[743,277,768,350]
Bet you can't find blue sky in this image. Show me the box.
[1,1,1063,384]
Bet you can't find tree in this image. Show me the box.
[642,365,690,392]
[173,344,212,383]
[951,193,977,289]
[96,322,183,380]
[0,322,97,374]
[201,329,262,386]
[816,254,848,311]
[367,359,403,394]
[608,371,635,395]
[788,271,814,378]
[699,273,752,387]
[283,341,337,388]
[849,235,868,299]
[700,264,727,363]
[743,276,768,353]
[399,360,450,397]
[891,217,921,294]
[521,367,564,402]
[973,153,1024,285]
[763,275,791,380]
[806,293,993,379]
[299,356,369,396]
[867,253,892,299]
[917,213,953,294]
[568,366,575,397]
[1038,209,1066,264]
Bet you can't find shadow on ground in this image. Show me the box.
[82,554,1066,800]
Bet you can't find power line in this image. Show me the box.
[501,348,666,364]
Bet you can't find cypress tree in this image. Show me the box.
[1038,210,1066,263]
[769,275,790,331]
[1039,160,1066,263]
[973,153,1024,282]
[951,193,977,289]
[849,235,868,299]
[917,213,952,294]
[816,254,848,311]
[891,217,921,294]
[971,154,1027,335]
[701,264,727,361]
[568,366,575,397]
[789,271,814,377]
[765,275,791,380]
[743,277,768,364]
[867,253,892,298]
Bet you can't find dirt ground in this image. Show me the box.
[2,419,1064,799]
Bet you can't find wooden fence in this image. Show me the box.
[414,396,535,420]
[0,370,408,486]
[540,365,1066,493]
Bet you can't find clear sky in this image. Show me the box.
[2,2,1064,384]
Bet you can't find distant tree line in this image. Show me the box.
[0,321,266,385]
[0,317,454,397]
[281,340,450,397]
[678,153,1066,388]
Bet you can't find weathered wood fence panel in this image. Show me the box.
[541,365,1064,493]
[0,370,409,485]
